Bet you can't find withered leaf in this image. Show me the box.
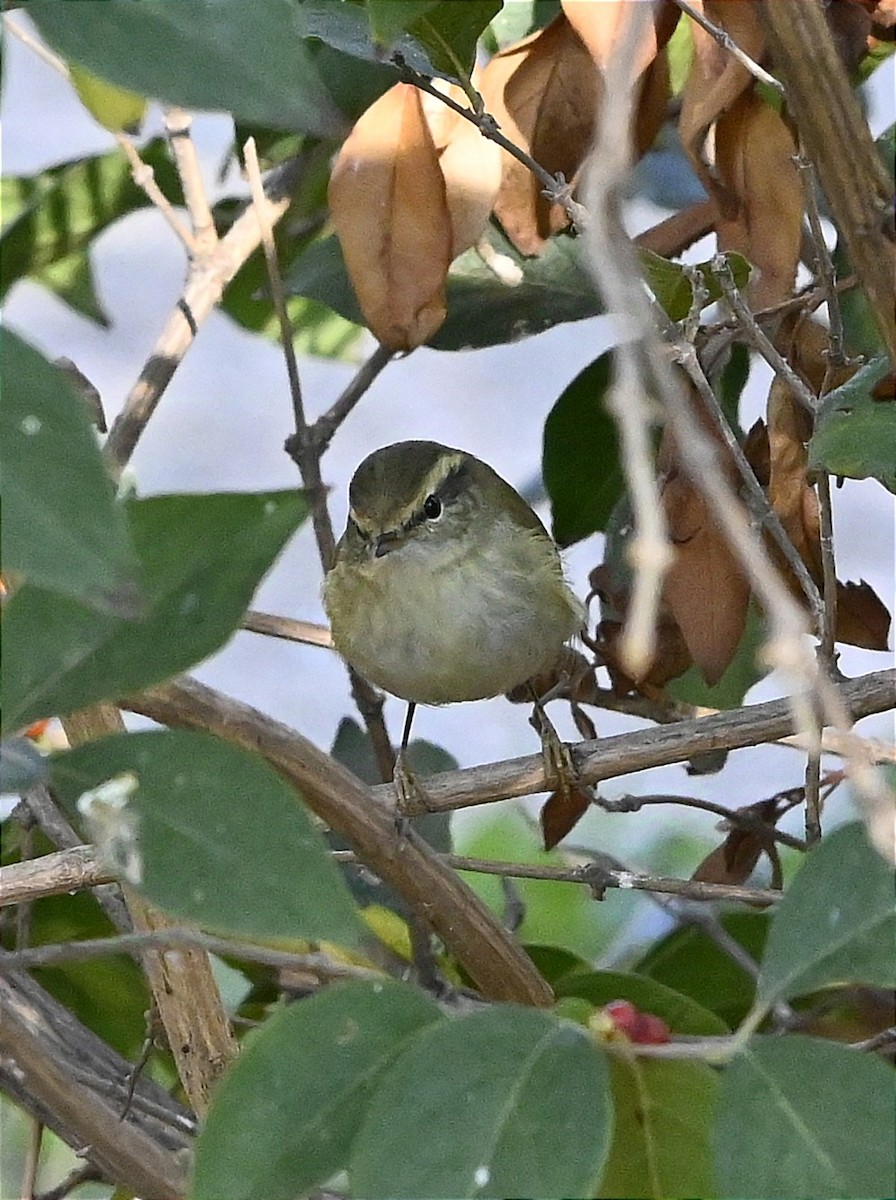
[660,462,751,686]
[478,14,599,255]
[679,0,767,198]
[419,82,503,259]
[835,579,892,650]
[561,0,680,74]
[540,785,592,850]
[329,82,451,350]
[713,90,803,309]
[691,828,765,885]
[767,377,823,585]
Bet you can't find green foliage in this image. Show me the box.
[636,912,770,1029]
[0,333,138,615]
[3,488,306,730]
[715,1036,896,1199]
[192,980,444,1200]
[808,354,896,493]
[29,0,342,136]
[51,730,362,946]
[542,351,624,547]
[754,822,895,1013]
[641,249,752,321]
[287,225,605,351]
[599,1058,718,1199]
[1,140,184,308]
[349,1004,612,1198]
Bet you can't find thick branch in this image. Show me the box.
[121,677,554,1008]
[0,961,192,1199]
[759,0,895,361]
[62,706,237,1116]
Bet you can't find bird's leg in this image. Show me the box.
[393,702,435,817]
[528,684,580,799]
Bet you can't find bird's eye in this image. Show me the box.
[423,494,442,520]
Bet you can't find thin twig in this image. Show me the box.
[104,152,306,470]
[309,342,395,452]
[164,107,218,253]
[5,17,199,252]
[667,329,826,629]
[0,845,114,908]
[241,609,333,647]
[714,255,820,414]
[244,137,397,782]
[672,0,785,94]
[581,1,673,679]
[394,57,589,231]
[21,1117,43,1200]
[0,928,384,981]
[442,854,783,906]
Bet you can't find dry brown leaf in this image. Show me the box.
[691,829,765,885]
[835,580,892,650]
[329,82,451,350]
[767,377,823,583]
[870,0,896,25]
[636,49,672,157]
[714,90,803,308]
[540,785,592,850]
[660,465,751,685]
[478,14,599,255]
[679,0,767,203]
[748,386,891,651]
[561,0,679,74]
[418,82,503,259]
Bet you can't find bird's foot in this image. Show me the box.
[393,753,436,830]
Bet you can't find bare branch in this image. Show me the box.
[241,609,333,647]
[103,154,306,471]
[122,676,555,1007]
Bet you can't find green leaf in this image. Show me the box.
[524,943,590,984]
[408,1,502,78]
[192,980,443,1200]
[0,332,138,614]
[555,970,730,1035]
[287,226,604,352]
[350,1006,612,1197]
[51,730,362,946]
[366,1,441,48]
[641,249,751,321]
[2,489,306,731]
[28,0,341,136]
[808,355,896,492]
[599,1058,718,1199]
[755,822,895,1011]
[1,140,184,300]
[68,64,146,132]
[37,251,110,327]
[715,1036,896,1199]
[543,352,623,546]
[635,912,769,1028]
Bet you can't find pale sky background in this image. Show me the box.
[3,17,894,861]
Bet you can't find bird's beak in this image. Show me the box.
[373,530,403,558]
